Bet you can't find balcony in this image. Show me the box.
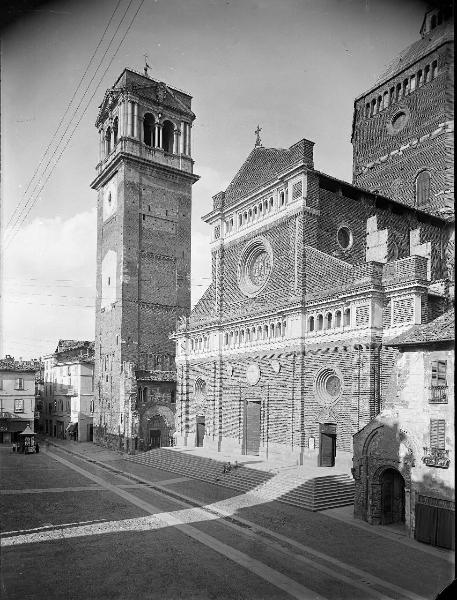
[422,447,450,469]
[95,138,194,177]
[428,385,448,403]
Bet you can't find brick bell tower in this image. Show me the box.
[91,68,199,450]
[351,3,454,217]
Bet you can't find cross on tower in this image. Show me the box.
[143,54,150,76]
[255,124,262,147]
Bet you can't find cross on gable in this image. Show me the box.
[255,124,262,147]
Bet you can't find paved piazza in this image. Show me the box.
[0,444,453,599]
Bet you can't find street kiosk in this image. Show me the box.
[19,425,36,454]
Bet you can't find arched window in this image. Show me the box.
[276,322,281,337]
[396,83,402,100]
[239,214,243,226]
[417,70,423,87]
[365,103,370,117]
[263,325,269,339]
[246,329,251,342]
[259,202,263,215]
[143,113,155,147]
[431,60,438,79]
[252,327,256,341]
[325,312,333,329]
[162,120,174,153]
[105,127,112,154]
[280,191,285,206]
[143,387,148,403]
[335,310,342,328]
[431,14,437,29]
[282,320,286,336]
[317,314,323,330]
[424,65,430,83]
[371,99,376,115]
[402,79,409,96]
[409,75,416,92]
[383,91,389,109]
[270,323,275,337]
[308,316,315,332]
[257,325,262,340]
[229,331,234,346]
[240,330,245,344]
[415,170,431,207]
[224,333,228,346]
[113,117,118,146]
[269,197,274,210]
[343,308,351,327]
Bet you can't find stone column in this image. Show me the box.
[180,121,186,154]
[99,128,104,161]
[118,101,124,138]
[187,124,192,156]
[154,123,161,148]
[173,127,180,154]
[133,102,138,139]
[127,101,133,137]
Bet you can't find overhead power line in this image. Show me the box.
[4,0,123,233]
[4,0,145,248]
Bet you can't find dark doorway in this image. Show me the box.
[318,423,337,467]
[245,401,261,455]
[149,429,161,449]
[196,416,205,447]
[88,424,93,442]
[381,468,405,525]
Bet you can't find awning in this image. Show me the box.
[0,420,30,433]
[66,423,78,433]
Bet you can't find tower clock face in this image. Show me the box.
[103,179,117,220]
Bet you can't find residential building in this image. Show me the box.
[353,309,454,549]
[41,341,94,442]
[0,356,41,444]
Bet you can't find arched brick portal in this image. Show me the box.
[140,405,175,449]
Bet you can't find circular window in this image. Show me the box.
[315,369,343,405]
[387,108,410,135]
[337,226,353,250]
[238,238,273,297]
[194,378,207,401]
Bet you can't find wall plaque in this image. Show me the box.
[246,363,261,386]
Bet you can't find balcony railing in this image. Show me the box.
[428,385,448,403]
[422,447,450,469]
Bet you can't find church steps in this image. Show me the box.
[126,448,354,511]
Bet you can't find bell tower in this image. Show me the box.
[91,68,199,449]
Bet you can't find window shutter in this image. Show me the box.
[431,360,447,385]
[430,419,446,449]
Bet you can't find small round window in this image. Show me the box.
[337,226,353,250]
[387,109,410,135]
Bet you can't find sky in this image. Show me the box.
[1,0,428,359]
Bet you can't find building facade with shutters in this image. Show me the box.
[91,69,198,451]
[353,309,454,549]
[0,357,40,444]
[40,341,95,442]
[174,6,454,463]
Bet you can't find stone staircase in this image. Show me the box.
[125,448,354,511]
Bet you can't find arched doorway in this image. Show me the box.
[147,414,169,449]
[381,468,405,525]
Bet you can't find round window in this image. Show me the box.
[337,226,353,250]
[315,369,343,405]
[238,238,273,297]
[387,109,410,135]
[194,378,207,401]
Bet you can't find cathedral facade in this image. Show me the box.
[174,6,454,463]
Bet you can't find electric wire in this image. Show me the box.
[5,0,144,247]
[4,0,123,232]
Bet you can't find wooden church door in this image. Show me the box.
[245,401,261,455]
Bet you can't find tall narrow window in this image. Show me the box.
[16,378,24,390]
[430,419,445,449]
[143,113,155,147]
[415,170,431,207]
[417,70,423,87]
[410,75,416,92]
[424,65,431,83]
[431,360,447,386]
[431,60,438,79]
[113,117,119,146]
[162,120,174,153]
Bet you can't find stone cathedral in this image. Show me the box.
[91,68,198,450]
[174,6,454,462]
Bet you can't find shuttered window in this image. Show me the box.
[431,360,447,386]
[430,419,446,449]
